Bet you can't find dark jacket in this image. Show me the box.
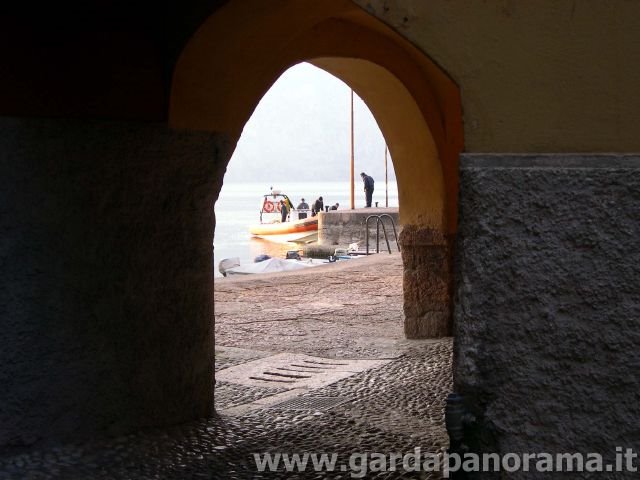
[363,175,374,191]
[314,198,324,212]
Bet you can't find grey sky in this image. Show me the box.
[223,62,395,182]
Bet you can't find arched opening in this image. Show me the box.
[213,61,400,270]
[171,0,463,338]
[212,61,410,400]
[206,56,455,467]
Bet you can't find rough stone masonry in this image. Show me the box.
[454,154,640,479]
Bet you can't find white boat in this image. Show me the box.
[249,189,318,243]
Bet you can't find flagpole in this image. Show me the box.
[385,144,389,208]
[350,89,355,210]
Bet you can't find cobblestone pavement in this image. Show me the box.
[0,254,453,479]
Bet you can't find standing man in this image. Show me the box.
[360,172,375,208]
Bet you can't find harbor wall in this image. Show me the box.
[317,208,399,251]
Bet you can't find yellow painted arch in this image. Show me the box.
[170,0,462,232]
[311,57,442,227]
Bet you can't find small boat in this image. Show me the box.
[249,189,318,243]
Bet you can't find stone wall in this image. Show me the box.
[0,117,228,447]
[400,225,453,339]
[317,208,399,251]
[453,154,640,477]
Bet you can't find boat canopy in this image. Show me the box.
[261,191,294,215]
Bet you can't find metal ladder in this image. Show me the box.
[364,214,400,255]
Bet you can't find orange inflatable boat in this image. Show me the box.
[249,190,318,243]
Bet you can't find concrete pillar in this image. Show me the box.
[399,225,453,338]
[454,154,640,465]
[0,117,228,447]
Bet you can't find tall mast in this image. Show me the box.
[385,145,389,208]
[350,89,355,210]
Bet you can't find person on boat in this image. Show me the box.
[280,199,288,222]
[360,172,375,208]
[297,198,309,219]
[329,202,339,210]
[312,196,324,216]
[283,195,295,211]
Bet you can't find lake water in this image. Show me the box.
[213,181,399,276]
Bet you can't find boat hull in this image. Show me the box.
[250,217,318,243]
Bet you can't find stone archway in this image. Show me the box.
[170,0,463,338]
[4,0,639,459]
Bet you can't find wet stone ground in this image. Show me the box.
[0,254,453,479]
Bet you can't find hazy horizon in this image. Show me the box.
[222,62,395,183]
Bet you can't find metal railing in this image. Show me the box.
[364,214,400,255]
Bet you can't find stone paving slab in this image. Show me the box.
[215,346,274,372]
[217,353,391,389]
[216,352,394,416]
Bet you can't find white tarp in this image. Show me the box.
[218,257,241,276]
[225,258,322,276]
